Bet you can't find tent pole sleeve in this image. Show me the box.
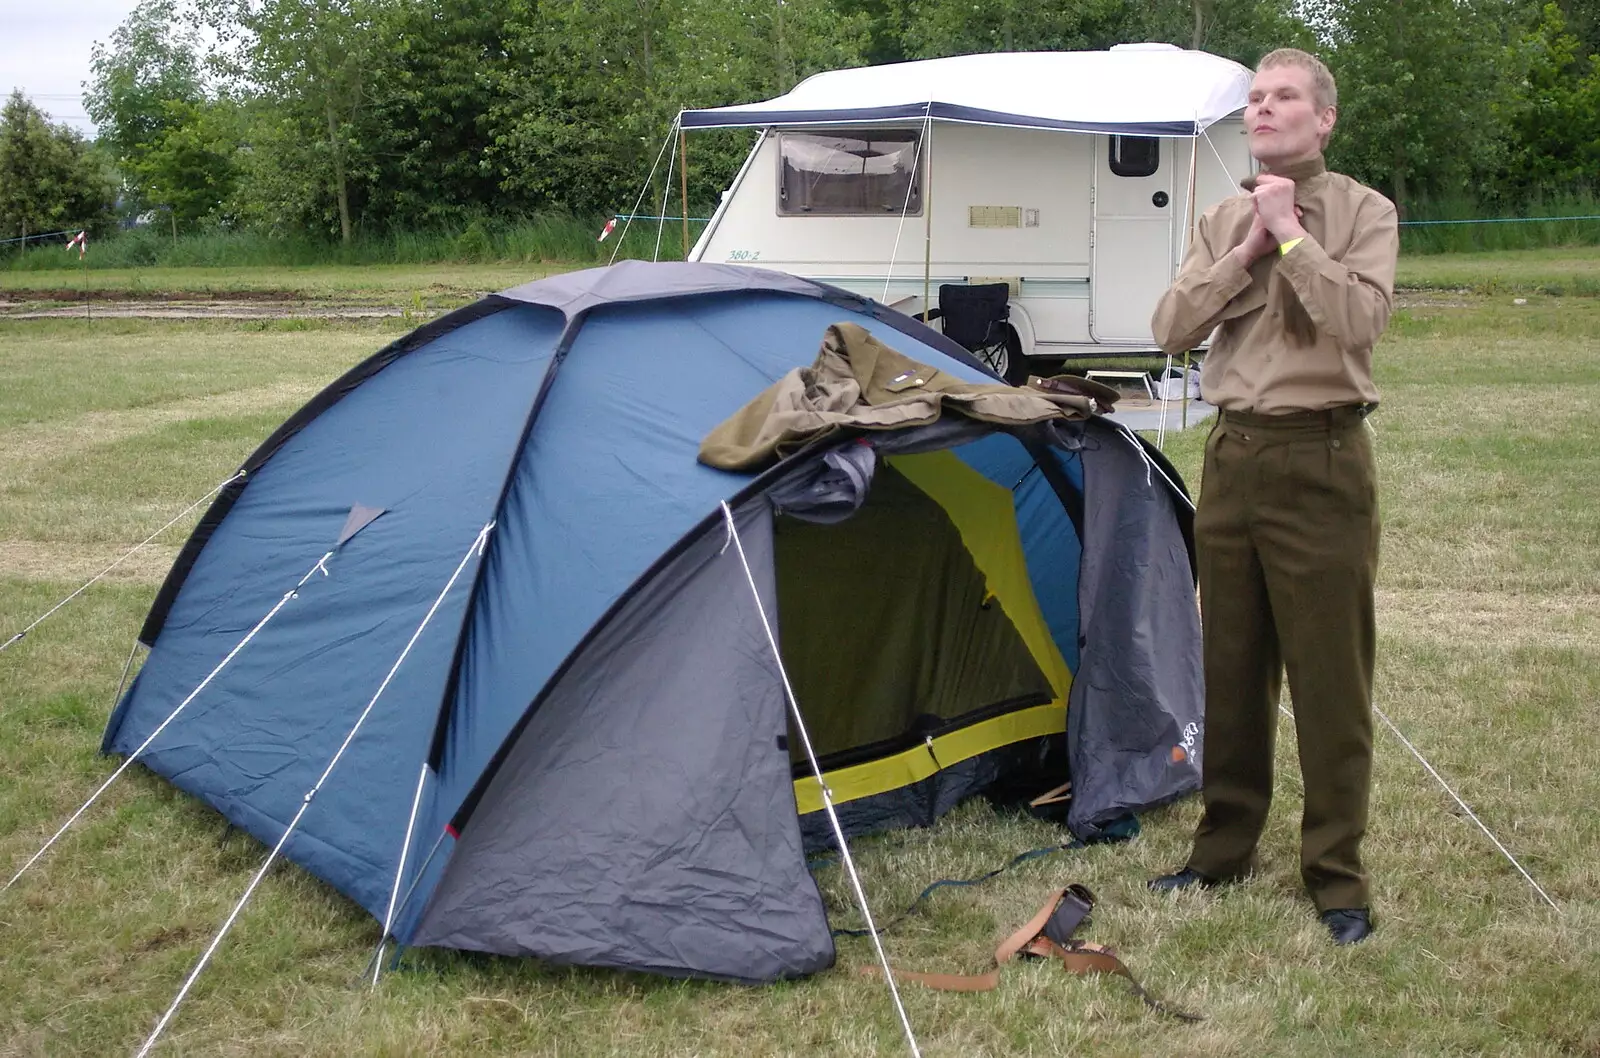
[135,522,495,1053]
[372,760,432,988]
[106,639,144,723]
[717,502,922,1058]
[0,470,244,657]
[363,827,449,980]
[2,548,334,895]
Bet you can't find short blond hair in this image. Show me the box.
[1258,48,1338,110]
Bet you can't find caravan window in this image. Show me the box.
[1108,136,1160,178]
[778,131,922,215]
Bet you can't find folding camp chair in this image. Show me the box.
[922,283,1018,383]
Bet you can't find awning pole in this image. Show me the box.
[1183,121,1200,431]
[679,128,690,260]
[922,115,934,324]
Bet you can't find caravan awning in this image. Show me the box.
[680,45,1252,137]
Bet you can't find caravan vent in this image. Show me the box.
[969,205,1022,229]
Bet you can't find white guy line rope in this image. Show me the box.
[610,124,680,267]
[1114,422,1193,503]
[3,549,332,894]
[1201,128,1238,189]
[652,117,679,263]
[136,521,495,1056]
[718,502,921,1058]
[1373,705,1561,913]
[1274,702,1559,912]
[881,104,935,305]
[1,471,244,656]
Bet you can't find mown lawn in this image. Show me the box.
[2,245,1597,303]
[1,277,1597,1055]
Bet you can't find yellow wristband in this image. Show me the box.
[1279,237,1304,255]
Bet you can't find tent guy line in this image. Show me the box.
[1273,704,1560,913]
[136,520,496,1057]
[609,119,681,267]
[3,548,333,894]
[0,470,245,658]
[718,500,922,1058]
[880,103,936,306]
[371,521,497,988]
[1373,705,1561,913]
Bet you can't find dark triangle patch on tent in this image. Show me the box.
[410,499,834,983]
[337,503,386,547]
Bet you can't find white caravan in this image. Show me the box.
[682,44,1255,382]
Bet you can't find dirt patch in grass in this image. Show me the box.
[0,538,180,584]
[1,297,427,320]
[0,380,318,484]
[133,924,202,953]
[2,288,327,305]
[1378,588,1599,649]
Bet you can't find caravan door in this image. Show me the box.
[1090,134,1175,343]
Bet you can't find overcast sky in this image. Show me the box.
[2,0,143,134]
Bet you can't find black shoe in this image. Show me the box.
[1148,867,1220,893]
[1321,908,1374,945]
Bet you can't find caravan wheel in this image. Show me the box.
[985,328,1024,385]
[980,329,1031,387]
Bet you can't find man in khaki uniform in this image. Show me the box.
[1147,48,1398,945]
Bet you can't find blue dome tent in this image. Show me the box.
[99,261,1202,985]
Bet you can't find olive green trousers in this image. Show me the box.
[1185,406,1380,912]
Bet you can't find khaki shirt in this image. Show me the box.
[1151,156,1398,414]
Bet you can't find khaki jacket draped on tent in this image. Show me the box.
[699,322,1116,471]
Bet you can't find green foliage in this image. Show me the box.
[489,0,869,217]
[132,99,243,229]
[209,0,384,243]
[66,0,1600,250]
[1400,193,1600,254]
[897,0,1128,57]
[453,219,493,261]
[1,212,704,271]
[0,92,117,243]
[84,0,219,224]
[1322,0,1522,214]
[1498,3,1600,199]
[357,0,515,229]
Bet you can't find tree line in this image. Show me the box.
[2,0,1596,245]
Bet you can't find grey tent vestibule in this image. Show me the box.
[100,261,1203,984]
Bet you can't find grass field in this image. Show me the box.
[3,246,1598,305]
[1,262,1598,1055]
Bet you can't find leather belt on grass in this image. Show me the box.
[862,884,1202,1021]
